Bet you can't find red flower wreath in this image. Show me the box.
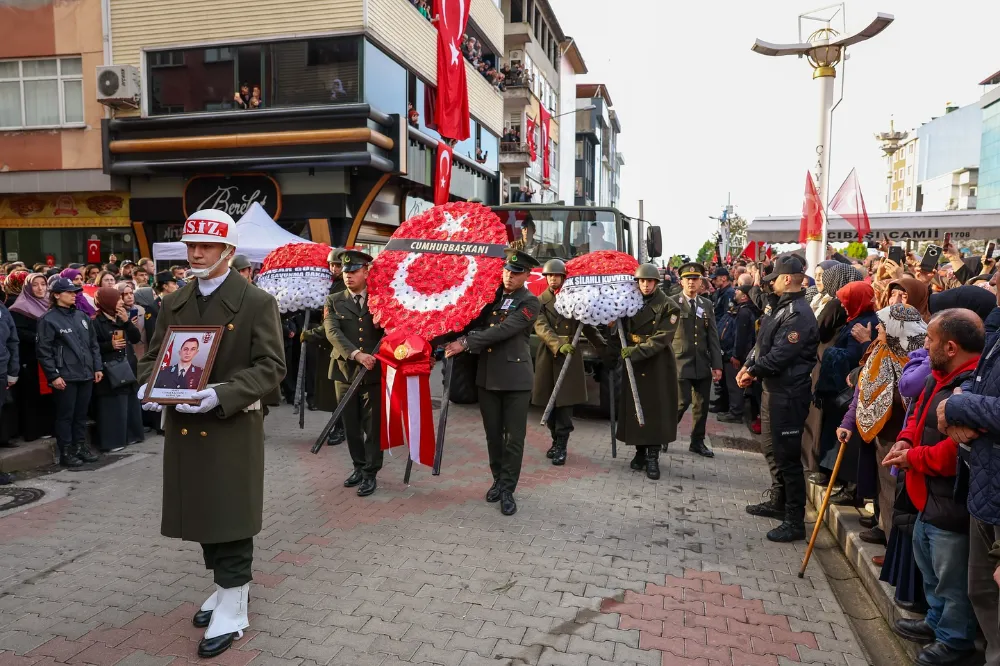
[368,201,507,339]
[565,250,639,277]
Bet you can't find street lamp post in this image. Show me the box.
[752,7,894,274]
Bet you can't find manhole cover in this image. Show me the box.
[0,486,46,511]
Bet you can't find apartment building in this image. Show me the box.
[96,0,504,256]
[0,0,129,265]
[574,83,621,207]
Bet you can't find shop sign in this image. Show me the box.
[0,192,130,227]
[826,228,972,242]
[184,174,281,220]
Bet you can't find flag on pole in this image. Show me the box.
[799,171,824,244]
[433,140,454,205]
[539,105,551,187]
[830,168,871,241]
[525,115,537,161]
[432,0,471,141]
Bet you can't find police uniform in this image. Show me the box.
[531,259,606,466]
[743,256,818,542]
[672,263,723,458]
[458,249,540,516]
[323,251,383,496]
[136,209,286,659]
[610,263,681,480]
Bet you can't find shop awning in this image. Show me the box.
[747,209,1000,244]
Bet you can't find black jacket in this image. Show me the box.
[731,301,758,365]
[0,303,18,378]
[93,312,142,395]
[746,290,818,393]
[36,305,102,383]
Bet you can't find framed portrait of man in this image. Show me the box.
[143,326,224,404]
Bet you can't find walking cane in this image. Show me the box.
[540,323,584,426]
[616,319,645,426]
[799,433,848,578]
[294,310,310,430]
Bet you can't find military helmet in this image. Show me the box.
[541,259,567,276]
[228,254,252,271]
[326,247,344,264]
[634,263,661,281]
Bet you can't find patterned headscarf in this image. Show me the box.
[856,304,927,442]
[821,263,864,297]
[3,270,28,297]
[8,273,49,320]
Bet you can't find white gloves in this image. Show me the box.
[7,376,17,386]
[175,388,220,414]
[138,384,162,412]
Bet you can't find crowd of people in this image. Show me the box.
[0,256,192,465]
[660,241,1000,666]
[407,0,508,91]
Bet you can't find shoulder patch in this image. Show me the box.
[670,313,678,325]
[521,306,534,318]
[787,331,799,344]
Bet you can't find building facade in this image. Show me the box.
[888,134,919,212]
[979,70,1000,210]
[557,38,586,205]
[574,83,620,207]
[0,0,131,266]
[914,101,982,212]
[98,0,505,260]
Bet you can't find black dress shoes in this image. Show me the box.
[198,632,237,658]
[858,514,878,529]
[357,478,377,497]
[915,641,978,666]
[859,527,887,545]
[486,481,501,503]
[500,491,517,516]
[344,470,363,487]
[689,440,715,458]
[807,472,830,485]
[894,618,936,643]
[192,610,212,628]
[766,521,806,543]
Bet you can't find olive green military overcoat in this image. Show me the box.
[531,287,606,407]
[611,290,681,447]
[138,270,285,544]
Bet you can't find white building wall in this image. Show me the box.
[558,56,576,204]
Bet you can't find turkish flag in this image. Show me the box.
[525,116,537,161]
[830,168,871,241]
[799,171,824,244]
[433,0,470,141]
[539,105,551,187]
[434,140,454,205]
[86,239,101,264]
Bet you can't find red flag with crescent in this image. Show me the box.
[525,115,537,161]
[86,239,101,264]
[539,105,551,187]
[799,171,824,244]
[433,0,471,141]
[434,140,453,205]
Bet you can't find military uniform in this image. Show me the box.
[743,256,819,542]
[323,251,383,496]
[610,264,681,479]
[672,263,723,457]
[532,260,606,465]
[459,249,540,515]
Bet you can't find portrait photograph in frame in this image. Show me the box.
[143,326,224,405]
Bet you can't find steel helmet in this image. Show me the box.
[180,209,237,246]
[326,247,344,264]
[541,259,567,276]
[228,254,252,271]
[634,263,661,281]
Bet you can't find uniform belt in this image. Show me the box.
[631,334,649,343]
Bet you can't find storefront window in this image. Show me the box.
[1,228,136,267]
[363,40,406,119]
[147,36,361,115]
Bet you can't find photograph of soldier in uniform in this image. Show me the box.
[146,327,222,403]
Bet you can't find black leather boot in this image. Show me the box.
[745,488,785,519]
[546,443,557,459]
[645,451,660,480]
[766,521,806,542]
[59,445,83,468]
[629,448,646,470]
[552,442,567,466]
[75,444,99,463]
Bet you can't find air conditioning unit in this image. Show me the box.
[96,65,141,108]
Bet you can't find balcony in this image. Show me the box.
[500,142,531,167]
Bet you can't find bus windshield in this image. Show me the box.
[490,207,620,262]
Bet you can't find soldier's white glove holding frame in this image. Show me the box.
[175,388,220,414]
[139,384,163,412]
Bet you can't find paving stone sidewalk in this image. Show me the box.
[0,403,869,666]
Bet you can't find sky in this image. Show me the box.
[547,0,1000,257]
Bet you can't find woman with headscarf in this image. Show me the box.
[928,284,997,322]
[810,260,839,317]
[8,273,54,442]
[885,277,931,322]
[815,263,865,344]
[2,270,28,308]
[92,286,143,452]
[814,282,879,503]
[59,268,96,317]
[838,304,928,547]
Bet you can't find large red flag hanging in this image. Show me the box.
[434,140,453,205]
[830,168,871,241]
[539,104,551,187]
[524,115,537,161]
[433,0,470,141]
[799,171,824,244]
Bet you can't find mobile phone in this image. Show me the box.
[944,232,952,248]
[113,330,124,343]
[987,242,996,260]
[130,307,139,320]
[921,245,943,273]
[888,246,905,264]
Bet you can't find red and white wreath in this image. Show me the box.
[555,251,643,326]
[368,201,507,339]
[257,242,333,313]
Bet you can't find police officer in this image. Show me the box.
[532,259,606,466]
[672,263,723,458]
[137,209,286,658]
[301,248,345,444]
[228,254,253,282]
[323,250,382,497]
[444,249,540,516]
[738,255,818,542]
[611,263,681,479]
